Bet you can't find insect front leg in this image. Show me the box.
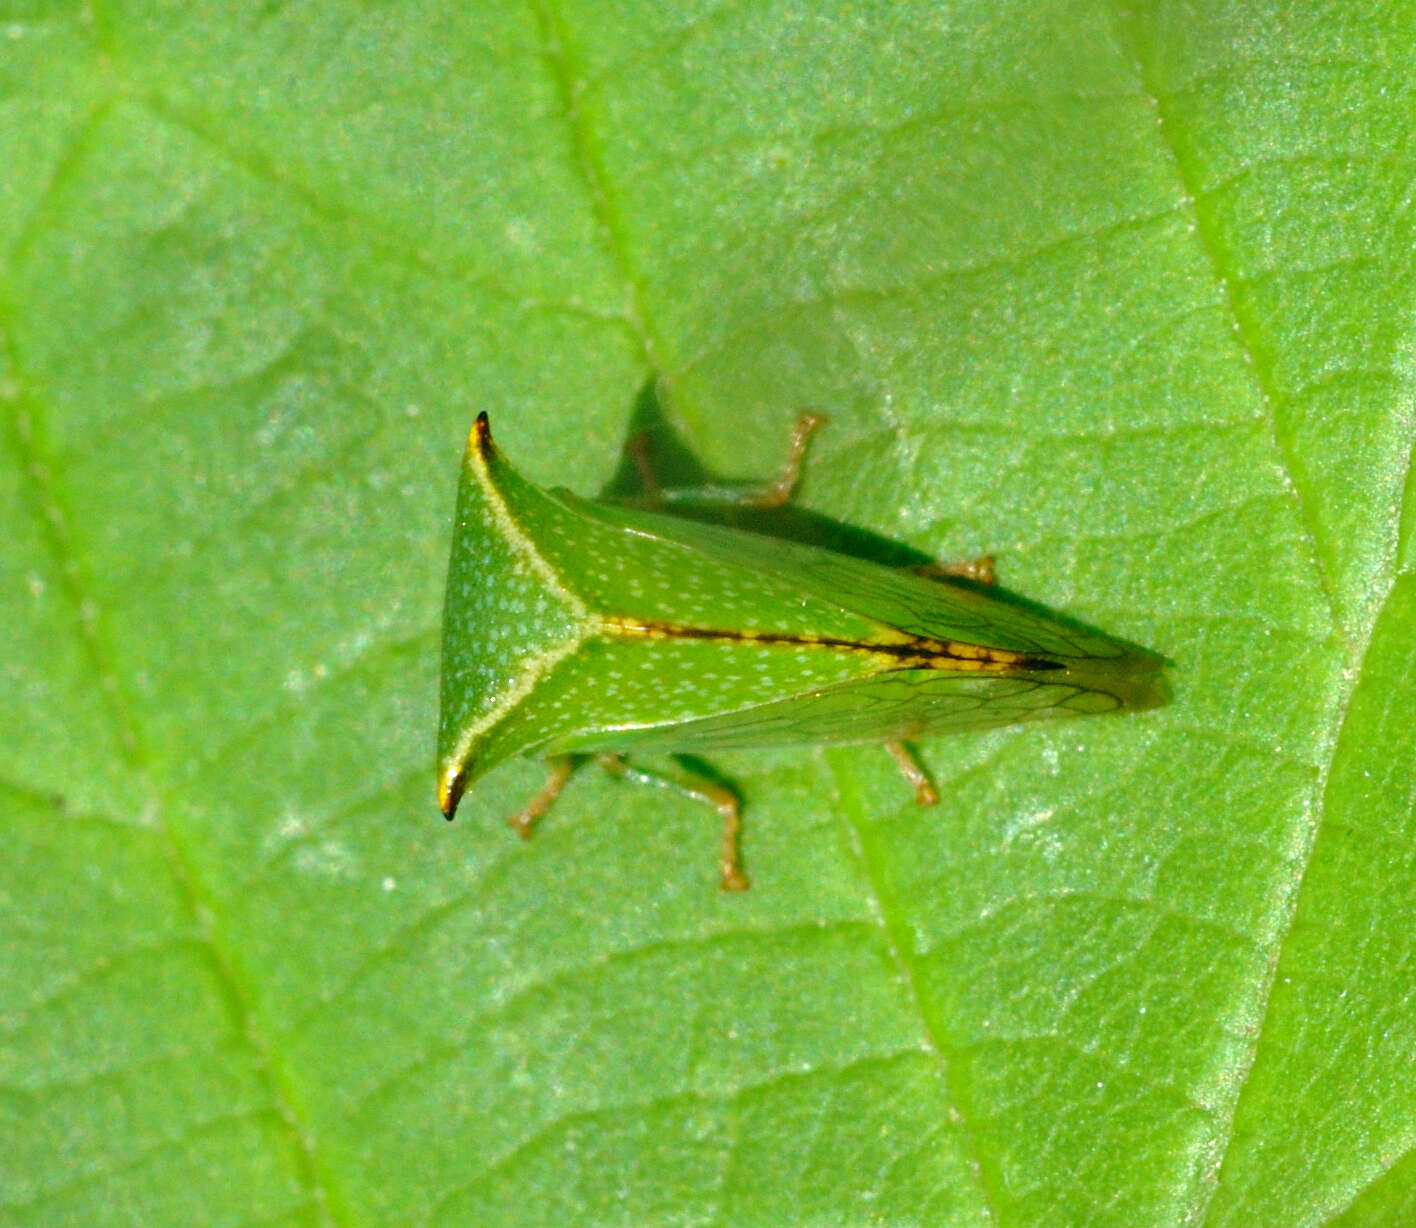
[593,754,749,892]
[627,412,827,510]
[507,755,579,839]
[743,411,827,508]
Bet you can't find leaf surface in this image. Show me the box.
[3,2,1415,1224]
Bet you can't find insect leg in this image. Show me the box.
[743,411,827,508]
[624,430,663,498]
[593,754,749,891]
[907,555,997,585]
[884,741,939,806]
[623,412,827,510]
[507,755,578,839]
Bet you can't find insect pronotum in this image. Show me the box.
[438,412,1167,889]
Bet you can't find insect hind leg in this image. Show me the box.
[907,555,996,586]
[884,741,939,806]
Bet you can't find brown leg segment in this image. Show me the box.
[594,754,748,891]
[908,555,997,586]
[625,431,661,498]
[744,412,828,508]
[624,411,826,511]
[885,741,939,806]
[507,755,577,839]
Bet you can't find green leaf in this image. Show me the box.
[3,2,1413,1224]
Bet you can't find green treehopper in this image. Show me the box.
[438,413,1167,890]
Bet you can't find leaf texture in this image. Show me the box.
[3,2,1415,1225]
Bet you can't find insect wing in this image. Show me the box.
[583,498,1162,673]
[542,666,1124,756]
